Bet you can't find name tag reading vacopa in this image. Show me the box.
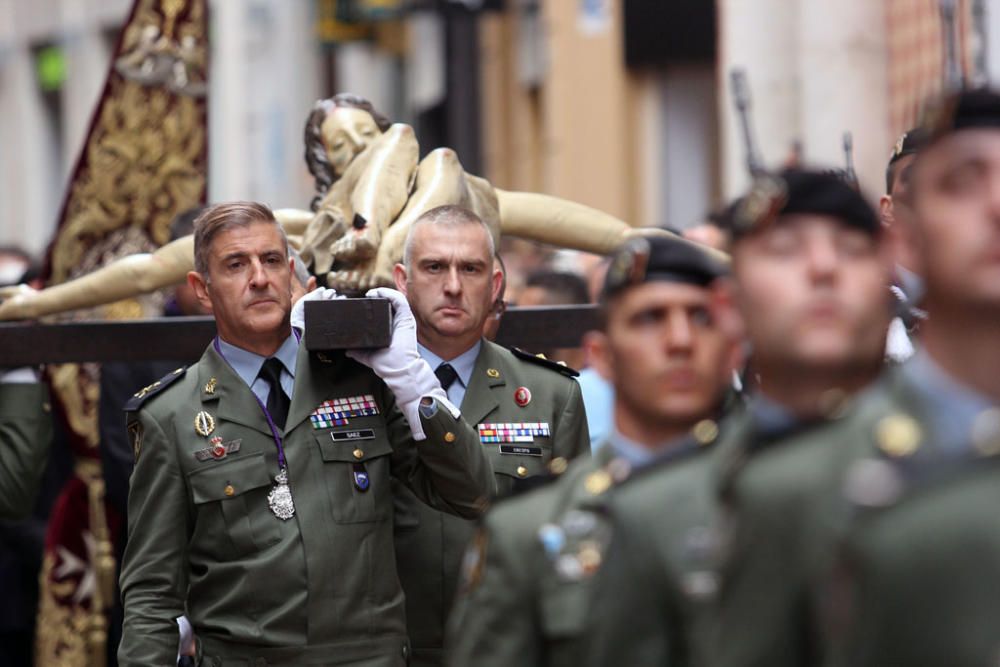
[330,429,376,442]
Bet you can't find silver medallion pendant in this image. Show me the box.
[267,468,295,520]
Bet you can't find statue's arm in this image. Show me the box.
[495,189,678,254]
[0,236,194,321]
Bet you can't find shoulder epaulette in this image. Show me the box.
[124,366,187,412]
[509,347,580,378]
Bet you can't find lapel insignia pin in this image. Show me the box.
[487,368,500,378]
[204,377,217,394]
[514,386,531,407]
[194,411,216,437]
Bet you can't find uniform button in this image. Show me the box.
[353,448,364,460]
[516,465,528,478]
[224,484,235,497]
[548,457,568,475]
[444,431,456,443]
[402,644,409,659]
[42,402,51,413]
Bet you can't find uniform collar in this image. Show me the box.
[217,331,299,390]
[607,427,701,468]
[747,394,799,440]
[901,349,996,453]
[418,340,481,391]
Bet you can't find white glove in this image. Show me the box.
[0,367,40,383]
[290,287,344,331]
[176,615,195,658]
[346,287,458,440]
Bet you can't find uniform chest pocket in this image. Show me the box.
[187,452,283,558]
[489,441,552,495]
[315,430,394,523]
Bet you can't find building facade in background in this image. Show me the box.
[1,0,997,257]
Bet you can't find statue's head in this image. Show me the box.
[304,94,392,210]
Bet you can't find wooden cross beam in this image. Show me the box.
[0,301,600,366]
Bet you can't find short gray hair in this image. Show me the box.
[193,201,287,278]
[402,205,496,268]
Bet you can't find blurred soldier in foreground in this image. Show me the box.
[588,169,893,666]
[118,201,492,666]
[707,169,895,666]
[446,234,737,667]
[820,87,1000,666]
[391,205,589,667]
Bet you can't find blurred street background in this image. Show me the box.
[1,0,997,258]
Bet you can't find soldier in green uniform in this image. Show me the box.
[390,205,589,667]
[703,169,896,667]
[0,368,52,519]
[814,88,1000,666]
[880,126,929,361]
[118,202,494,667]
[445,234,738,667]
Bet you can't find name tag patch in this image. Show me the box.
[310,395,380,429]
[478,422,551,443]
[330,428,375,442]
[500,445,543,457]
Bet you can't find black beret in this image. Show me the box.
[726,168,880,240]
[922,87,1000,141]
[888,127,929,166]
[601,234,729,301]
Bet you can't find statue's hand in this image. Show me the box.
[0,284,38,321]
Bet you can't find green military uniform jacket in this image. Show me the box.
[393,341,589,667]
[445,445,617,667]
[583,430,725,667]
[818,368,1000,667]
[119,341,493,667]
[0,382,52,519]
[707,393,868,667]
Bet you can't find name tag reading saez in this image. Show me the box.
[330,429,376,442]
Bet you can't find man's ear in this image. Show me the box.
[584,330,614,383]
[710,278,746,344]
[392,263,409,294]
[489,266,503,307]
[188,271,212,312]
[878,195,894,227]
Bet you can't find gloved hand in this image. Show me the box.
[0,367,40,383]
[346,287,458,440]
[290,287,344,331]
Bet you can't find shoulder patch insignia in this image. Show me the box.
[127,420,144,462]
[124,366,187,412]
[509,347,580,378]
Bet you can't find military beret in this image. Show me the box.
[888,126,928,167]
[922,87,1000,141]
[601,234,729,301]
[727,168,880,240]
